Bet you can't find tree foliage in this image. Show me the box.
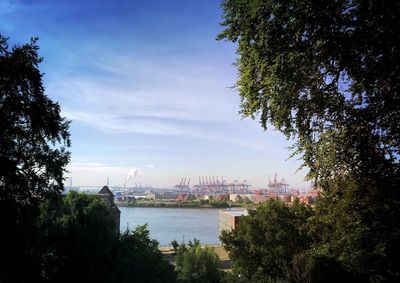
[217,0,399,179]
[218,0,400,281]
[111,225,176,283]
[37,191,118,282]
[0,34,70,203]
[0,34,70,282]
[38,192,176,283]
[172,239,223,283]
[220,200,313,282]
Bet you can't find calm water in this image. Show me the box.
[118,207,220,246]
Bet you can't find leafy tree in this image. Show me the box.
[39,192,176,283]
[200,199,209,205]
[217,0,399,174]
[220,200,313,282]
[172,239,223,283]
[218,0,400,280]
[0,34,70,282]
[37,191,118,282]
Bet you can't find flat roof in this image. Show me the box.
[220,209,248,217]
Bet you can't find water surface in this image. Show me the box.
[119,207,220,246]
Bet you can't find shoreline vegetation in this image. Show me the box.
[117,199,249,209]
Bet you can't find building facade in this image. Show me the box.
[218,208,248,233]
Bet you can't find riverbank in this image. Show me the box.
[159,245,231,270]
[118,199,247,209]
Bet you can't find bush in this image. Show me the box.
[38,192,176,283]
[172,239,223,283]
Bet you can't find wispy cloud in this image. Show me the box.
[49,57,239,124]
[47,47,286,153]
[63,109,284,153]
[0,0,18,14]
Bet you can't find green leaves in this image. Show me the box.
[220,200,313,282]
[38,192,176,283]
[218,0,400,178]
[218,3,400,279]
[173,240,223,283]
[1,34,71,282]
[0,35,71,202]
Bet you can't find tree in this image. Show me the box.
[220,199,313,282]
[172,239,223,283]
[37,191,118,282]
[0,35,70,282]
[0,34,70,204]
[218,1,400,281]
[38,192,177,283]
[110,225,176,283]
[217,0,399,175]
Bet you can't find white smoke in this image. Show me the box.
[127,168,139,179]
[124,168,139,189]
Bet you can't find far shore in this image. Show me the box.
[117,200,248,209]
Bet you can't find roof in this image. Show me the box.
[98,186,114,197]
[220,208,248,217]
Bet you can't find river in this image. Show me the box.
[118,207,220,246]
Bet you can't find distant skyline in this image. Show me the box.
[1,0,310,189]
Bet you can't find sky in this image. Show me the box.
[1,0,310,189]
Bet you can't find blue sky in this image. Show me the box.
[1,0,310,189]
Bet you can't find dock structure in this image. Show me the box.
[194,176,226,192]
[175,177,190,193]
[175,176,251,194]
[267,172,289,194]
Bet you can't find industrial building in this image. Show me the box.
[218,208,248,233]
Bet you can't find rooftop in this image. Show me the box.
[220,208,248,217]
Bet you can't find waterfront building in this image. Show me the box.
[229,193,253,202]
[218,208,248,233]
[251,194,268,203]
